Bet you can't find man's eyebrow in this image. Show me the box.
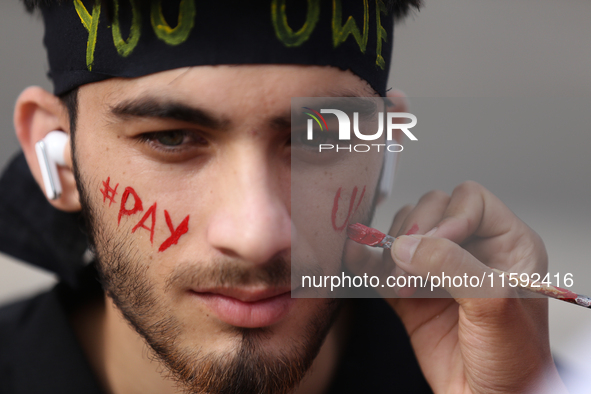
[109,97,230,129]
[268,89,380,130]
[270,114,292,130]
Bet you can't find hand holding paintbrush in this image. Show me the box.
[340,183,571,392]
[347,222,591,308]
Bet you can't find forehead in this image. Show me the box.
[77,64,375,117]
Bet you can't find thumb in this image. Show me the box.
[391,235,516,305]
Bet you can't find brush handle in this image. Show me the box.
[370,236,591,308]
[347,224,591,310]
[491,268,591,309]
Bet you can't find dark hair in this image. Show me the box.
[24,0,422,20]
[59,87,79,138]
[24,0,116,19]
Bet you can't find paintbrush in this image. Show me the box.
[347,223,591,309]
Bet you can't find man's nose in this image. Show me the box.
[206,150,291,265]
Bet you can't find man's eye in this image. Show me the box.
[152,131,187,146]
[293,130,335,148]
[139,130,208,151]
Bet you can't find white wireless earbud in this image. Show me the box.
[35,131,68,200]
[377,147,398,202]
[377,93,410,202]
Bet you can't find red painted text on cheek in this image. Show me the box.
[118,187,143,225]
[100,177,190,252]
[331,185,366,232]
[132,203,157,244]
[100,177,119,206]
[159,210,190,252]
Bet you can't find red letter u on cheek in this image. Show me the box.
[118,187,144,225]
[331,185,366,232]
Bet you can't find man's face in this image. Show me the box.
[72,65,383,393]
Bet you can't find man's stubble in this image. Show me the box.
[72,156,342,394]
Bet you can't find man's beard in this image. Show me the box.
[74,171,341,394]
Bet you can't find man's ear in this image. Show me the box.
[14,86,81,212]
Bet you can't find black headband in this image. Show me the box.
[41,0,395,96]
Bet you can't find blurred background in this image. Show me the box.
[1,0,590,377]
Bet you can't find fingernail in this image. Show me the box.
[393,235,420,264]
[425,227,438,237]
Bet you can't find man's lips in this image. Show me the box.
[193,286,292,302]
[189,286,295,328]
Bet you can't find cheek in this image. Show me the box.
[293,153,381,232]
[291,156,381,276]
[94,175,192,259]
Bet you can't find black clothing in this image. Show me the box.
[0,153,432,393]
[0,153,89,288]
[0,278,104,394]
[326,298,433,394]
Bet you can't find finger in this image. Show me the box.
[388,192,450,296]
[391,236,551,379]
[390,191,450,237]
[388,204,414,237]
[386,204,415,292]
[427,182,547,273]
[391,235,514,300]
[430,181,523,244]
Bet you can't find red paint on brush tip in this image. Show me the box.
[347,223,387,246]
